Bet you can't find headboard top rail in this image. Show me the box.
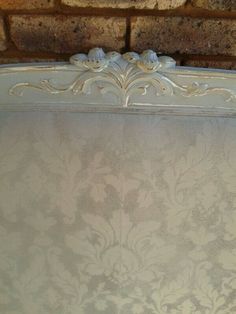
[0,47,236,117]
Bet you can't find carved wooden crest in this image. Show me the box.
[0,47,236,116]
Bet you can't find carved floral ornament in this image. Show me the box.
[69,47,176,72]
[7,47,236,111]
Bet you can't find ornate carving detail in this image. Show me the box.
[69,48,176,73]
[123,50,176,72]
[70,47,121,72]
[9,48,236,108]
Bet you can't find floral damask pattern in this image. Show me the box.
[0,112,236,314]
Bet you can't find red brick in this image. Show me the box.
[9,15,126,53]
[0,0,55,10]
[191,0,236,11]
[183,59,236,70]
[131,17,236,56]
[0,17,7,51]
[61,0,186,9]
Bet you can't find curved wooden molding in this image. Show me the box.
[0,48,236,117]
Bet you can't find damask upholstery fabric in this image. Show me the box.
[0,112,236,314]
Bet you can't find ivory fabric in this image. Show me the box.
[0,112,236,314]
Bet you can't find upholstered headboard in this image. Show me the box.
[0,49,236,314]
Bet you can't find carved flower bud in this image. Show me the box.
[141,50,159,63]
[69,53,87,67]
[87,48,106,61]
[158,56,176,69]
[123,52,140,63]
[85,48,109,72]
[138,50,160,73]
[106,51,121,61]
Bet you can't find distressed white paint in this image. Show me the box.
[0,48,236,117]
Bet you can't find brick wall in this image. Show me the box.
[0,0,235,69]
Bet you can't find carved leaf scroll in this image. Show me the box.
[9,48,236,107]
